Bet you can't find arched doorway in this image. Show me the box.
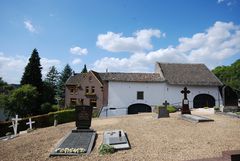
[193,94,215,108]
[128,103,152,114]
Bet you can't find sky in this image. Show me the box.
[0,0,240,84]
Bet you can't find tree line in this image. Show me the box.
[0,48,87,119]
[212,59,240,97]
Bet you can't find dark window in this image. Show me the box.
[90,99,97,107]
[91,86,95,94]
[85,86,89,94]
[137,91,144,100]
[70,98,77,105]
[70,88,74,94]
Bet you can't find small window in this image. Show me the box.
[137,91,144,100]
[70,88,74,95]
[85,86,89,94]
[89,76,92,81]
[91,86,95,94]
[90,99,97,107]
[70,98,77,106]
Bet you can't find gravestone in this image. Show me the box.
[26,118,35,130]
[181,87,191,114]
[158,100,170,118]
[50,105,96,156]
[103,129,130,150]
[75,105,93,130]
[9,115,22,137]
[181,114,214,123]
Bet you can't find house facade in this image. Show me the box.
[65,62,223,117]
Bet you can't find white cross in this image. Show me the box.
[26,118,35,130]
[9,115,22,136]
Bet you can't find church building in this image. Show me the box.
[65,62,223,117]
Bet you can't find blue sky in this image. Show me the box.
[0,0,240,83]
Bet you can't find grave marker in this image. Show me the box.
[26,118,35,130]
[158,100,170,118]
[9,115,22,136]
[181,87,191,114]
[50,105,96,156]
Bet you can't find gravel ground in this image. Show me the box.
[1,110,240,161]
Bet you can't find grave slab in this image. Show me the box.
[50,131,96,156]
[181,114,214,123]
[103,130,130,150]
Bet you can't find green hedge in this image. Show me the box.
[155,105,177,113]
[0,108,100,137]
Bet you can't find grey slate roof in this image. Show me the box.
[157,62,223,86]
[98,72,164,82]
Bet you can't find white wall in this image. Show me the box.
[102,81,222,117]
[164,84,222,108]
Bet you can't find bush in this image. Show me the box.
[98,144,115,155]
[167,105,177,113]
[156,105,177,113]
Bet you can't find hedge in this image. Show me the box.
[0,108,100,137]
[155,105,177,113]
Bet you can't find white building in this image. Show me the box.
[66,62,223,117]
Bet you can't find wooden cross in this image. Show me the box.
[181,87,190,99]
[9,115,22,136]
[26,118,35,130]
[162,100,169,108]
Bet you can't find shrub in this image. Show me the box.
[214,106,220,111]
[98,144,115,155]
[156,105,177,113]
[204,107,209,109]
[167,106,177,113]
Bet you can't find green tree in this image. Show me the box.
[212,59,240,97]
[42,82,56,105]
[81,64,88,73]
[0,77,13,94]
[7,85,39,117]
[21,48,43,93]
[57,64,73,99]
[45,66,59,88]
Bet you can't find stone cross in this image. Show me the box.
[9,115,22,136]
[181,87,190,99]
[26,118,35,130]
[180,87,191,114]
[158,100,170,118]
[162,100,169,108]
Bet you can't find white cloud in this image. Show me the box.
[70,46,88,55]
[96,29,162,53]
[218,0,224,4]
[40,58,61,77]
[93,21,240,72]
[0,53,61,84]
[72,58,82,65]
[24,20,37,33]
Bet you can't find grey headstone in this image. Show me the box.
[158,108,169,118]
[75,105,93,129]
[103,130,130,150]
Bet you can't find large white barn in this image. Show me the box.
[65,62,223,117]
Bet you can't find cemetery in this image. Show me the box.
[0,100,240,161]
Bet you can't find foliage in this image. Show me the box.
[57,64,73,99]
[98,144,115,155]
[40,102,57,114]
[167,105,177,113]
[42,82,56,105]
[81,64,88,73]
[7,85,39,117]
[44,66,59,95]
[0,77,14,94]
[20,49,43,93]
[212,59,240,97]
[156,105,177,113]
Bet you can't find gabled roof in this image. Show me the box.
[65,73,85,85]
[156,62,223,86]
[98,72,165,82]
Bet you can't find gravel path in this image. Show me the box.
[1,111,240,161]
